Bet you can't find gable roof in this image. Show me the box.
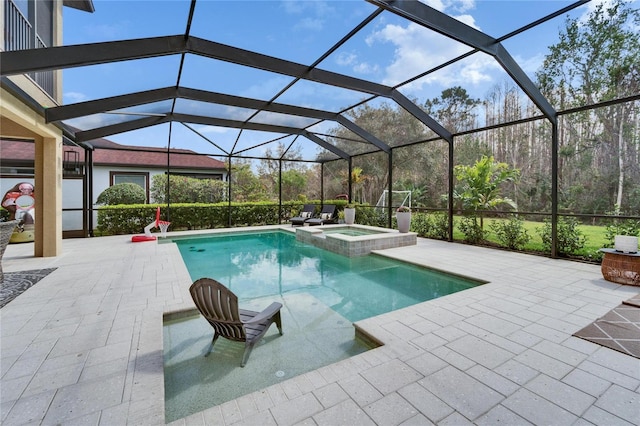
[1,138,226,170]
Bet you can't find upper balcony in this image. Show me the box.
[3,0,56,99]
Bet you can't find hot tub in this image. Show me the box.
[295,224,416,257]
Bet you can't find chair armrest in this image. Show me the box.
[244,302,282,325]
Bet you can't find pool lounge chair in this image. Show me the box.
[290,204,316,226]
[306,204,337,226]
[189,278,283,367]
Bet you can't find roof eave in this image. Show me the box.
[63,0,95,13]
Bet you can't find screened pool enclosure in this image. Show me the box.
[2,0,639,258]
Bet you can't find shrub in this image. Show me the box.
[490,215,531,250]
[410,212,431,237]
[458,215,485,243]
[355,206,388,227]
[604,217,640,247]
[151,175,227,204]
[96,183,146,205]
[429,212,450,240]
[537,217,587,255]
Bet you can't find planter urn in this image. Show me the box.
[344,208,356,225]
[396,211,411,233]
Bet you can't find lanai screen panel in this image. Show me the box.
[188,1,378,65]
[340,98,433,148]
[317,10,475,90]
[179,54,295,101]
[274,79,373,113]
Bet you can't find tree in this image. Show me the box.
[231,162,267,202]
[424,86,481,133]
[452,155,520,229]
[327,100,438,204]
[278,169,307,201]
[537,0,640,212]
[258,142,314,201]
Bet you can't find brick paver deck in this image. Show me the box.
[1,226,638,425]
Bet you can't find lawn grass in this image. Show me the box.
[450,217,610,261]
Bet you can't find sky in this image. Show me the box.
[59,0,628,160]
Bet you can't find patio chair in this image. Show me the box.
[189,278,283,367]
[290,204,316,226]
[306,204,337,226]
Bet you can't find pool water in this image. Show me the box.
[164,230,482,421]
[176,231,480,322]
[322,228,381,237]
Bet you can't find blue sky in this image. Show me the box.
[60,0,624,159]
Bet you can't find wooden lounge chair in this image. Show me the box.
[306,204,337,226]
[290,204,316,226]
[189,278,283,367]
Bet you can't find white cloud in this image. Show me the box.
[419,0,476,13]
[335,52,379,75]
[281,0,334,32]
[513,53,545,75]
[368,21,496,89]
[64,91,88,103]
[353,62,379,75]
[294,18,323,32]
[336,52,357,66]
[197,126,229,134]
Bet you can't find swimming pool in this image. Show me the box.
[164,230,482,421]
[175,230,480,322]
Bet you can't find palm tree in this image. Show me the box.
[453,155,520,229]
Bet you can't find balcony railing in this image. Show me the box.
[4,0,55,97]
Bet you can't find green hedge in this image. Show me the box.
[96,200,352,235]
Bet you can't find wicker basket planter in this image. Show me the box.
[600,249,640,286]
[0,221,18,283]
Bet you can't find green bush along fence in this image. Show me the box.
[96,200,351,235]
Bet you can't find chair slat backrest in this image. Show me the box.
[320,205,336,217]
[301,204,315,214]
[190,278,245,340]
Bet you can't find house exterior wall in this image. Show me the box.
[2,164,228,234]
[92,166,227,204]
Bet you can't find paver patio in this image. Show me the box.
[1,225,639,425]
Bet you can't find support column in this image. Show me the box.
[34,135,62,256]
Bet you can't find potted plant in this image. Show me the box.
[396,206,411,233]
[344,204,356,225]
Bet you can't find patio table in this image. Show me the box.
[600,248,640,286]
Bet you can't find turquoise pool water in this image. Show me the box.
[322,228,383,237]
[176,231,480,322]
[165,230,482,421]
